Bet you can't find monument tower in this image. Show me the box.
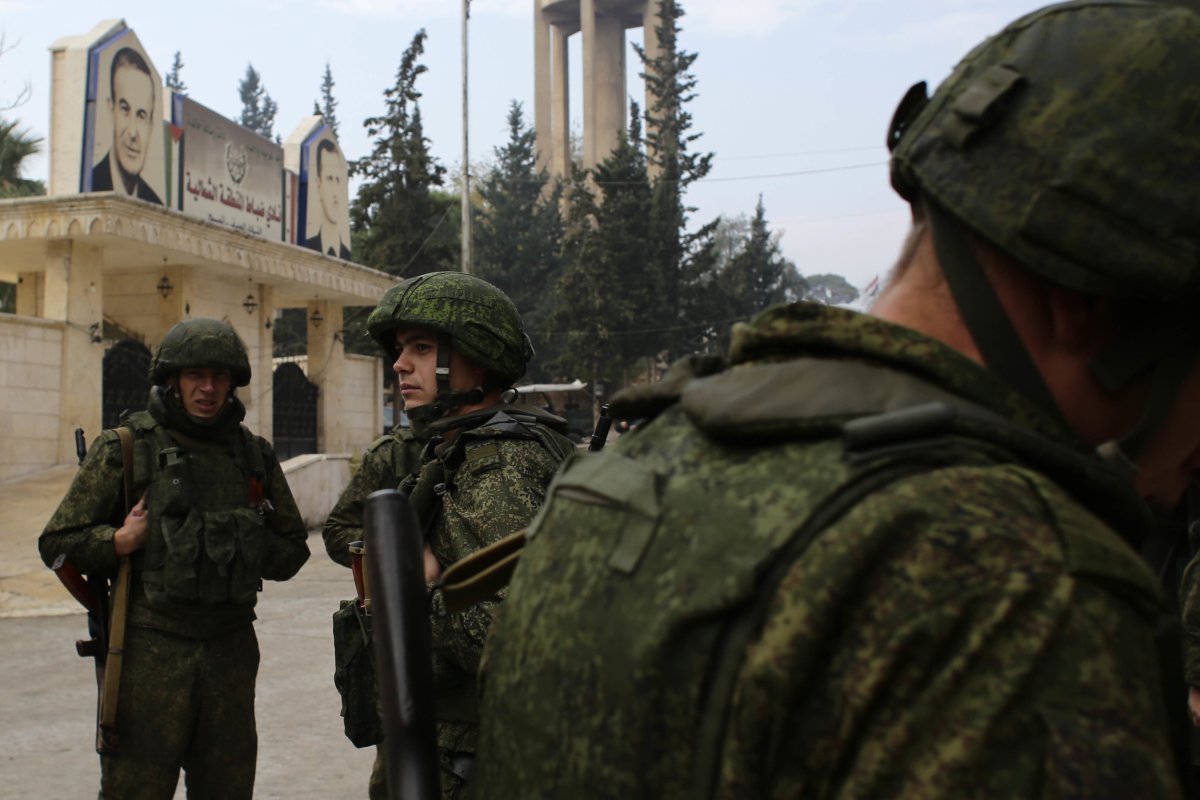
[533,0,663,177]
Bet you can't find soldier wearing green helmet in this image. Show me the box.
[469,2,1200,797]
[328,272,574,799]
[40,317,310,799]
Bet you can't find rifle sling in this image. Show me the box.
[98,427,135,753]
[438,530,527,614]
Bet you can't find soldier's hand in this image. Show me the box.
[1189,687,1200,728]
[113,495,149,557]
[424,544,442,583]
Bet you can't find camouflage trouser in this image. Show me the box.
[98,624,259,800]
[369,745,470,799]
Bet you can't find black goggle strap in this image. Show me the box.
[926,201,1068,430]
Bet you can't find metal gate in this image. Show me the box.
[102,340,152,429]
[273,362,318,459]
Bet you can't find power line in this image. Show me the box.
[715,146,882,161]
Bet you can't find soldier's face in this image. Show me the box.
[173,368,233,418]
[392,327,486,411]
[108,64,154,180]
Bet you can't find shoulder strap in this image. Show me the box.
[113,427,135,515]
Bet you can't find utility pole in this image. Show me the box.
[461,0,473,274]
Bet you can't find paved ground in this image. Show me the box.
[0,466,375,798]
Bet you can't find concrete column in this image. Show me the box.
[551,26,572,177]
[534,0,552,176]
[643,0,662,179]
[43,240,104,463]
[593,12,626,166]
[251,283,274,438]
[307,300,345,454]
[581,0,598,168]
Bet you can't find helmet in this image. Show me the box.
[889,0,1200,305]
[151,318,252,387]
[366,272,533,385]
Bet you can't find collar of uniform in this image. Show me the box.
[728,302,1078,447]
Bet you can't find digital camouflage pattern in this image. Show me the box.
[101,624,259,799]
[473,303,1180,799]
[365,272,534,384]
[323,427,426,566]
[39,386,308,798]
[150,318,253,386]
[890,0,1200,305]
[372,405,574,798]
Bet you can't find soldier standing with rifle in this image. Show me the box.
[355,272,575,799]
[39,318,310,800]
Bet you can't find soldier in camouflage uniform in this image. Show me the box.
[364,272,575,798]
[472,2,1200,797]
[322,374,425,799]
[39,318,310,800]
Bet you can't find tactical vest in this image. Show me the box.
[122,411,271,610]
[472,357,1180,798]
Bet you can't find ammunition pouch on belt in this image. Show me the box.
[332,598,383,747]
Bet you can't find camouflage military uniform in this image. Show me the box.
[39,324,310,800]
[473,303,1180,799]
[323,427,424,799]
[323,426,425,567]
[360,271,576,798]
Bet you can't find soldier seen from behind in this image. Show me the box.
[350,272,575,799]
[471,2,1200,797]
[40,318,310,799]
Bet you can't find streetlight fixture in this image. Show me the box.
[156,275,174,298]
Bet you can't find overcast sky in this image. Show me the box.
[2,0,1049,291]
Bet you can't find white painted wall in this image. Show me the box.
[0,316,64,481]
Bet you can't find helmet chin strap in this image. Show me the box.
[406,333,485,428]
[925,201,1068,430]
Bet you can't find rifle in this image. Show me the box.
[365,489,439,800]
[51,426,134,756]
[588,404,612,452]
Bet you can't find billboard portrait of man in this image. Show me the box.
[304,137,351,260]
[91,45,164,205]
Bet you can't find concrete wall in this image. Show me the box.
[343,353,383,452]
[0,316,64,481]
[281,452,351,530]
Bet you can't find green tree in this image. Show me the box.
[719,196,801,315]
[165,51,186,93]
[636,0,715,361]
[475,101,564,380]
[238,64,278,140]
[312,62,339,138]
[803,273,859,306]
[351,30,457,275]
[544,166,619,397]
[0,119,43,198]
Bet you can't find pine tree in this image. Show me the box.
[475,101,564,379]
[313,62,339,138]
[238,64,278,140]
[719,196,796,316]
[544,166,619,398]
[636,0,715,361]
[351,30,456,276]
[165,51,186,92]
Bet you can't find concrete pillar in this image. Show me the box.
[534,0,552,176]
[251,283,274,438]
[643,0,663,179]
[591,11,626,167]
[43,240,104,463]
[551,26,572,177]
[307,300,345,453]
